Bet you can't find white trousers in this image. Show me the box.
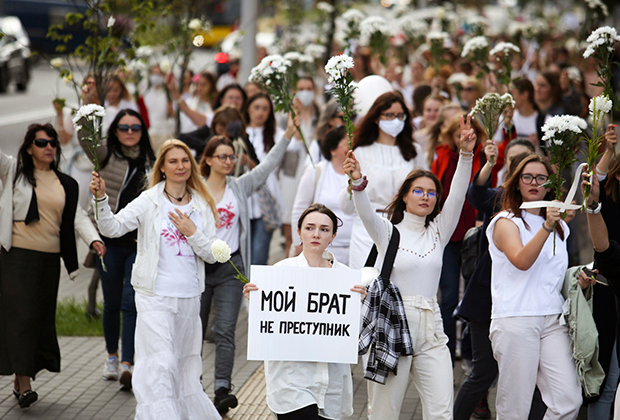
[367,296,453,420]
[490,315,582,420]
[133,294,221,420]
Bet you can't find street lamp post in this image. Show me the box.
[240,0,258,84]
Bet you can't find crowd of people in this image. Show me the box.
[0,11,619,420]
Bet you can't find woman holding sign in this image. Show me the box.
[486,153,581,419]
[243,204,367,420]
[343,115,477,419]
[89,140,221,420]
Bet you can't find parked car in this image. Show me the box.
[0,16,31,93]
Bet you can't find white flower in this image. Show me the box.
[159,59,172,73]
[426,31,449,44]
[75,125,83,132]
[211,239,232,263]
[360,16,388,37]
[397,15,427,37]
[466,15,488,28]
[62,73,73,84]
[73,104,106,124]
[542,115,587,141]
[583,26,620,59]
[305,43,327,59]
[128,59,147,74]
[589,94,613,116]
[447,72,468,85]
[341,9,365,25]
[50,58,64,69]
[585,0,609,16]
[489,42,520,57]
[107,16,115,29]
[188,19,202,31]
[435,6,446,19]
[325,54,355,83]
[283,51,302,61]
[316,1,334,14]
[461,36,489,58]
[135,46,154,58]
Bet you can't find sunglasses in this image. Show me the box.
[118,124,142,133]
[33,138,59,148]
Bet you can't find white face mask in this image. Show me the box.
[378,119,405,137]
[296,90,315,107]
[149,74,164,86]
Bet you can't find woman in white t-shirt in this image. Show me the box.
[90,140,221,420]
[242,204,367,420]
[486,153,581,419]
[143,65,173,152]
[509,79,547,153]
[198,116,298,414]
[243,92,286,265]
[103,75,139,136]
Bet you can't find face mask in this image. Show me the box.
[149,74,164,86]
[296,90,315,107]
[378,119,405,137]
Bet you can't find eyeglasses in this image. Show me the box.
[520,173,549,185]
[412,188,437,199]
[213,154,238,163]
[118,124,142,133]
[33,138,59,148]
[462,87,476,92]
[381,112,407,121]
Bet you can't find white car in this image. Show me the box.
[0,16,31,93]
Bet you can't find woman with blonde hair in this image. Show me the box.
[90,139,221,420]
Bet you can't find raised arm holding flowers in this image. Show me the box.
[583,26,620,109]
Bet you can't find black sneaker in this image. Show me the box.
[472,392,491,419]
[214,387,238,414]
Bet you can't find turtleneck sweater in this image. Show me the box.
[353,154,472,297]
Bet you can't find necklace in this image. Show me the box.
[164,189,187,203]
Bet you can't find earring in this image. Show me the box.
[162,173,166,179]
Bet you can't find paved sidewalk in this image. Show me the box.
[0,237,494,420]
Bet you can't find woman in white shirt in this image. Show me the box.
[243,92,285,265]
[242,204,367,420]
[143,65,173,152]
[176,72,217,134]
[486,153,581,419]
[90,140,221,420]
[338,92,425,269]
[343,115,476,419]
[103,75,139,136]
[291,126,353,264]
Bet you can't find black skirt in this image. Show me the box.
[0,247,62,379]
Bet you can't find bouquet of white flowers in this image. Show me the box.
[397,15,427,52]
[583,94,614,209]
[541,115,587,252]
[341,9,365,54]
[469,93,515,161]
[426,31,450,73]
[583,26,620,109]
[461,36,490,79]
[249,54,313,165]
[360,16,391,66]
[325,54,356,198]
[212,240,248,283]
[489,42,520,89]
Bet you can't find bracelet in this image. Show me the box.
[348,176,368,192]
[542,223,553,233]
[586,201,602,215]
[459,150,474,158]
[95,194,108,203]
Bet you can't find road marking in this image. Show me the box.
[0,108,56,126]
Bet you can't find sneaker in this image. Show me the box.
[119,364,132,391]
[472,392,491,420]
[102,356,119,381]
[214,387,238,414]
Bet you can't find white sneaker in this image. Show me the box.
[102,356,119,381]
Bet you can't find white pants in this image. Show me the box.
[490,315,582,420]
[367,296,453,420]
[133,294,221,420]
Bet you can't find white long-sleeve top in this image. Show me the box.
[338,141,426,269]
[352,154,472,297]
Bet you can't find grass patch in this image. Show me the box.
[56,298,104,336]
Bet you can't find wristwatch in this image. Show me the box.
[588,201,599,210]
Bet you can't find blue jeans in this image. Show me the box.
[438,240,462,360]
[588,341,620,420]
[97,246,137,365]
[201,252,245,391]
[250,218,273,265]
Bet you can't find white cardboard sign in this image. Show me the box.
[247,265,362,364]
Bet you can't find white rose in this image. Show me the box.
[212,239,232,263]
[50,58,64,69]
[107,16,115,29]
[188,19,202,31]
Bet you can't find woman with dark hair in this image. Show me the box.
[343,116,477,419]
[431,113,486,361]
[291,126,354,263]
[338,91,425,269]
[199,116,298,413]
[510,79,548,153]
[79,108,156,390]
[309,98,346,164]
[281,76,321,257]
[243,92,286,265]
[103,74,138,135]
[172,71,217,134]
[534,71,564,116]
[214,83,247,111]
[242,203,367,420]
[487,153,582,419]
[0,124,103,408]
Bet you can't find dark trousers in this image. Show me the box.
[438,240,462,360]
[277,404,329,420]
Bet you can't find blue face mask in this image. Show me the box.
[378,119,405,137]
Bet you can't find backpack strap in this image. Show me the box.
[364,226,401,284]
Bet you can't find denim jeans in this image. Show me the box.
[589,341,620,420]
[438,240,462,360]
[201,252,245,391]
[250,218,273,265]
[97,246,137,365]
